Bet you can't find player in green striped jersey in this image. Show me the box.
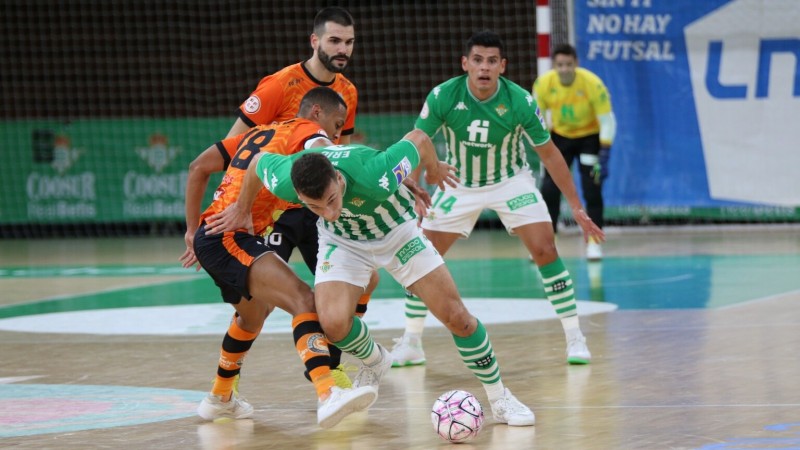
[391,30,605,367]
[207,129,538,426]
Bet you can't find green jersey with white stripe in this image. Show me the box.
[255,139,420,240]
[415,75,551,187]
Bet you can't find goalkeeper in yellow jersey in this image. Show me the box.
[533,43,616,261]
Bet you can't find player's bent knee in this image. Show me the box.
[437,302,475,336]
[530,240,558,263]
[234,305,268,333]
[318,314,352,343]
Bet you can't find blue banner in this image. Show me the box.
[574,0,800,210]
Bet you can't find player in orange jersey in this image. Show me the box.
[225,7,358,141]
[183,7,359,272]
[181,6,428,379]
[181,6,363,377]
[186,87,377,429]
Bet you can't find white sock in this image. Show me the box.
[483,381,506,402]
[363,343,383,366]
[405,317,426,335]
[561,315,581,334]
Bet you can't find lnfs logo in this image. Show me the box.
[685,0,800,206]
[705,38,799,99]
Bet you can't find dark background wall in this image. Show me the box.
[0,0,539,119]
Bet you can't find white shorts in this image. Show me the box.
[421,170,551,238]
[314,220,444,289]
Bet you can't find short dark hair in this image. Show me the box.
[465,30,505,58]
[552,43,578,60]
[313,6,355,36]
[297,86,347,117]
[291,153,337,200]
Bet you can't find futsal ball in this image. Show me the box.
[431,390,484,443]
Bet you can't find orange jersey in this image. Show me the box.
[237,62,357,141]
[200,118,329,235]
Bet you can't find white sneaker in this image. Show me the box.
[490,388,535,426]
[198,392,254,420]
[567,334,592,365]
[317,385,378,429]
[353,343,392,390]
[390,334,426,367]
[586,239,603,261]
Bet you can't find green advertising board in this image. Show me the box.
[0,119,229,224]
[1,117,798,226]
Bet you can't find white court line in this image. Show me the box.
[717,288,800,310]
[0,298,617,335]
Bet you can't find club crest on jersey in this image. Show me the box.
[393,157,413,184]
[495,104,507,116]
[244,95,261,114]
[350,197,365,207]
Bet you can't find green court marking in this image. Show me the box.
[0,278,217,319]
[0,265,196,278]
[1,255,799,319]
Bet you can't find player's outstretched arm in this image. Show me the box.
[402,129,457,192]
[180,144,226,270]
[402,176,432,218]
[536,139,605,243]
[204,153,265,235]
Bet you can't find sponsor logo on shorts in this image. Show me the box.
[506,192,538,211]
[395,237,426,265]
[320,261,333,273]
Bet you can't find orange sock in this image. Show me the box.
[211,314,259,398]
[292,312,335,398]
[355,293,370,318]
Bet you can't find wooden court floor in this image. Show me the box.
[1,226,799,449]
